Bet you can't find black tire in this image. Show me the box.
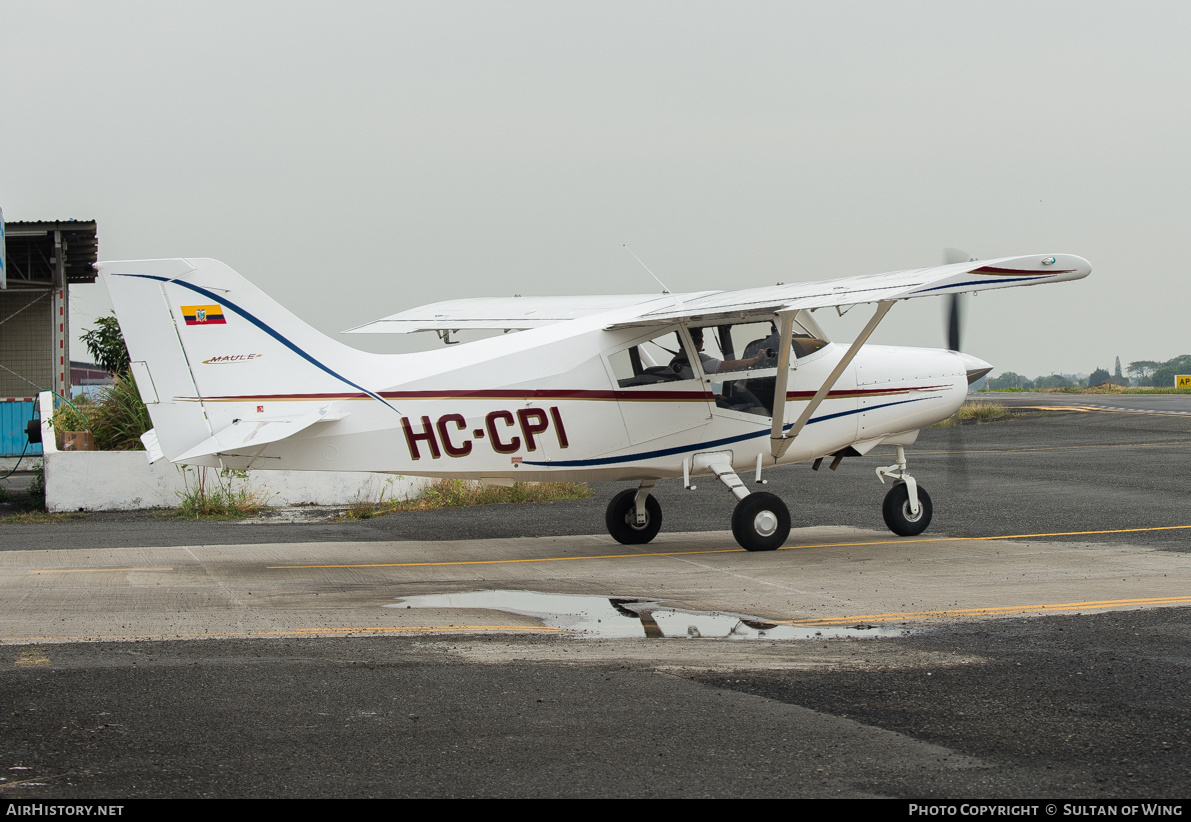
[605,489,663,545]
[882,482,933,536]
[731,492,790,552]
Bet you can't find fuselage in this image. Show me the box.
[192,317,974,482]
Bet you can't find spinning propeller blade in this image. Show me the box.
[941,249,974,488]
[947,293,963,353]
[942,248,972,353]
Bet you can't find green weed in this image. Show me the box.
[933,400,1011,427]
[170,466,272,519]
[338,478,592,520]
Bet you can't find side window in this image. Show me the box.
[608,329,696,388]
[686,320,826,418]
[693,322,780,374]
[694,320,827,372]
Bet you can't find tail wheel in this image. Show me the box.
[731,492,790,552]
[605,489,663,545]
[882,482,933,536]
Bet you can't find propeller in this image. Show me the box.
[941,248,973,491]
[942,247,971,353]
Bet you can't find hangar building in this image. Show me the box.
[0,219,98,457]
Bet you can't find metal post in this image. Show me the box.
[52,230,68,399]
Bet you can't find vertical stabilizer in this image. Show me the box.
[99,258,387,463]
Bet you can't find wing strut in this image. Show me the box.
[767,310,797,449]
[770,299,895,459]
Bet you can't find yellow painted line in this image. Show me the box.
[783,595,1191,626]
[14,650,50,667]
[269,546,744,569]
[782,523,1191,551]
[268,524,1191,571]
[917,439,1191,456]
[1012,405,1100,412]
[284,625,562,635]
[28,567,174,574]
[1,625,562,644]
[980,524,1191,539]
[1009,404,1191,415]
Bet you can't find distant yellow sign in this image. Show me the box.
[1178,375,1191,389]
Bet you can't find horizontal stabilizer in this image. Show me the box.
[174,406,348,462]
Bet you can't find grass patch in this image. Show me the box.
[339,478,592,520]
[933,400,1011,427]
[167,467,272,520]
[0,511,85,523]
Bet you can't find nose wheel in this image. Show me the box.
[882,482,933,536]
[876,446,933,536]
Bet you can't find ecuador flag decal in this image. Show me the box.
[181,304,227,325]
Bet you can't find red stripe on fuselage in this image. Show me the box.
[181,385,952,404]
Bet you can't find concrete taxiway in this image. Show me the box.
[3,525,1190,646]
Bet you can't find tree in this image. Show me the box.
[1088,367,1111,386]
[1128,360,1160,383]
[989,371,1032,390]
[1036,374,1073,389]
[1114,356,1123,378]
[81,314,131,376]
[1152,354,1191,388]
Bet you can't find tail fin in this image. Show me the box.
[99,258,387,463]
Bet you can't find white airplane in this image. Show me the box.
[99,253,1090,551]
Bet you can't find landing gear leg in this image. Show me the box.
[605,481,662,545]
[876,446,933,536]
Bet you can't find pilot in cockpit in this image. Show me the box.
[676,328,769,414]
[684,327,767,376]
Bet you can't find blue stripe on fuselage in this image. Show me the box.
[112,272,399,415]
[522,396,932,468]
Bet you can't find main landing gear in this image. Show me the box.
[876,445,933,537]
[604,454,791,552]
[730,491,790,552]
[605,484,663,545]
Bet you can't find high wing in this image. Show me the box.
[344,294,692,334]
[345,254,1089,335]
[605,253,1091,329]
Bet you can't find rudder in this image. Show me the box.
[99,258,384,464]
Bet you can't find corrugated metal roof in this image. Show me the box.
[3,220,98,286]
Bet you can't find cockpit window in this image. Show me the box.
[687,318,829,417]
[605,316,829,417]
[693,319,828,372]
[607,329,699,387]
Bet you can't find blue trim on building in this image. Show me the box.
[1,400,41,457]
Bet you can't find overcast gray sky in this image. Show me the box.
[3,1,1187,377]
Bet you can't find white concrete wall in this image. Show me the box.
[38,393,428,512]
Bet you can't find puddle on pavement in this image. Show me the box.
[387,590,904,640]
